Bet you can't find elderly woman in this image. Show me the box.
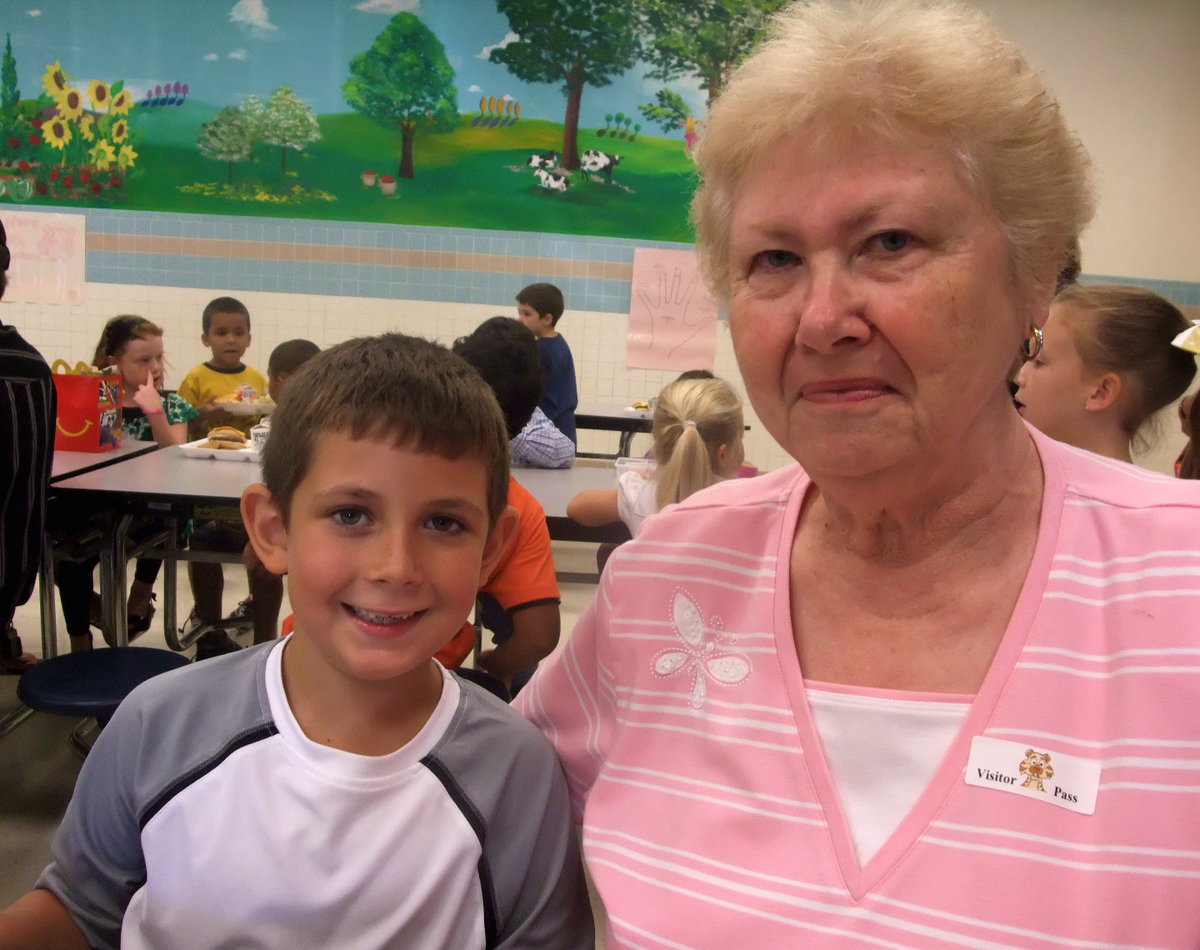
[516,1,1200,947]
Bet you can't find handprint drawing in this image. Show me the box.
[652,590,751,710]
[637,263,717,360]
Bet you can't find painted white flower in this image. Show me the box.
[652,590,750,709]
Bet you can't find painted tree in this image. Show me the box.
[342,12,457,180]
[636,0,787,107]
[639,88,690,134]
[197,105,253,184]
[490,0,639,171]
[261,86,320,175]
[1,34,19,134]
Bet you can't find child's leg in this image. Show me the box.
[187,521,229,624]
[128,559,160,616]
[55,556,99,652]
[244,542,283,645]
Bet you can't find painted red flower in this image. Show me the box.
[28,134,42,146]
[109,174,122,188]
[79,167,91,183]
[31,118,42,128]
[63,175,73,187]
[17,160,30,172]
[91,182,101,194]
[7,136,18,149]
[34,181,47,195]
[49,168,59,180]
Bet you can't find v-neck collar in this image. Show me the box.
[774,436,1067,897]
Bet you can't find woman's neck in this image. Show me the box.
[804,417,1043,564]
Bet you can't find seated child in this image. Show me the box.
[516,282,578,445]
[451,316,564,694]
[569,376,745,537]
[185,339,320,658]
[1014,283,1196,463]
[54,315,198,650]
[0,333,594,949]
[177,296,267,439]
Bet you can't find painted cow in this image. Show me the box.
[527,151,559,170]
[580,149,622,182]
[534,167,569,191]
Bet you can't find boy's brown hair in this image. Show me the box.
[261,333,509,526]
[516,282,565,326]
[268,339,320,377]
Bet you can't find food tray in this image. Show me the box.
[213,399,274,416]
[179,438,261,462]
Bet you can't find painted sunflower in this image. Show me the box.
[44,116,72,150]
[87,79,110,111]
[110,90,132,116]
[40,61,68,97]
[89,139,117,169]
[57,87,85,121]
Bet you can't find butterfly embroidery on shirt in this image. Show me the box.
[651,589,751,709]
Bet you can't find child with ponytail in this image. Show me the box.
[568,376,745,537]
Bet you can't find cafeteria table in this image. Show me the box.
[574,402,651,459]
[51,448,631,648]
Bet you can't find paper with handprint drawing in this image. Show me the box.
[626,247,718,371]
[4,211,85,305]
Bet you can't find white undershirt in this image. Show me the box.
[807,685,971,864]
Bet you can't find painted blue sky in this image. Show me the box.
[4,0,707,134]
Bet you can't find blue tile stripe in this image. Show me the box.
[6,205,1198,313]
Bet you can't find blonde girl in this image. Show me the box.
[568,376,745,536]
[1015,284,1196,463]
[56,316,198,649]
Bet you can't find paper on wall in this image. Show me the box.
[3,211,86,305]
[626,247,718,371]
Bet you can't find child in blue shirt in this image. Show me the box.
[516,282,578,445]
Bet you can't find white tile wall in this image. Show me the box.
[3,284,797,473]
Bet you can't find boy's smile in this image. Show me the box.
[203,310,252,369]
[246,431,514,695]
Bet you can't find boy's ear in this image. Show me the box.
[1085,372,1122,413]
[241,483,290,575]
[479,505,520,585]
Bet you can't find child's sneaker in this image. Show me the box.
[193,629,243,662]
[223,597,254,633]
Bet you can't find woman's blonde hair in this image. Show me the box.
[652,377,744,511]
[1054,283,1196,441]
[692,0,1094,306]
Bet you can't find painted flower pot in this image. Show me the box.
[379,175,397,196]
[361,170,377,186]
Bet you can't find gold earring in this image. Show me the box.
[1020,326,1044,360]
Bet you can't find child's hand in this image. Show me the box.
[132,382,164,415]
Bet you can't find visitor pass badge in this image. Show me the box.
[964,736,1099,815]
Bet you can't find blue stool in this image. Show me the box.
[18,647,189,754]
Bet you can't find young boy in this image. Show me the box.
[516,282,578,446]
[0,334,594,949]
[177,296,267,438]
[452,317,565,695]
[186,339,321,659]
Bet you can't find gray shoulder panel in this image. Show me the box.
[425,675,594,950]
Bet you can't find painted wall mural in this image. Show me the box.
[0,0,783,241]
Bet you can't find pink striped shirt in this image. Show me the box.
[517,430,1200,948]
